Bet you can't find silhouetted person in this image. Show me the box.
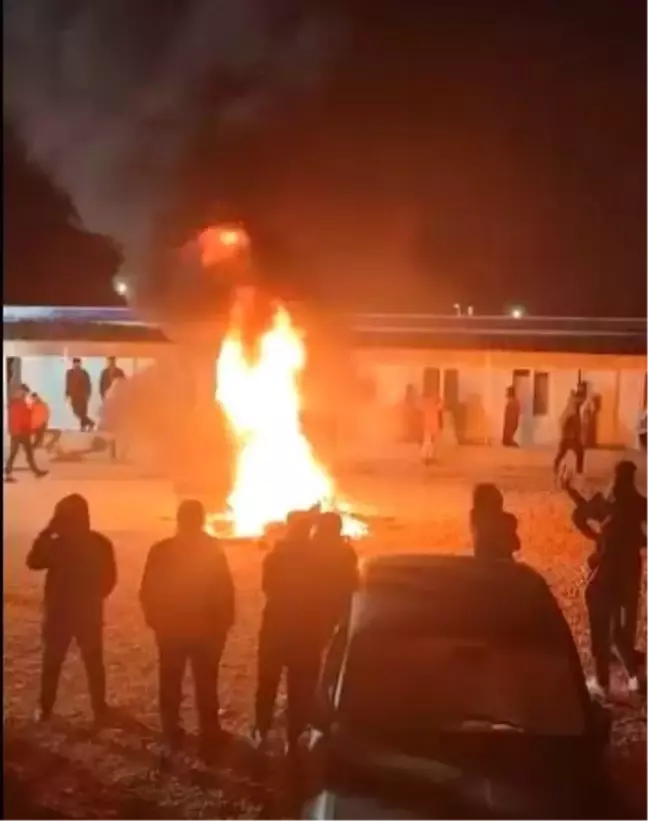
[554,391,585,480]
[254,510,358,756]
[5,384,47,482]
[470,483,520,562]
[582,390,599,449]
[65,358,94,432]
[26,494,116,722]
[140,500,235,761]
[502,386,520,447]
[99,357,126,402]
[421,393,443,466]
[567,460,646,697]
[30,392,61,452]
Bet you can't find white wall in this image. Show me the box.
[618,370,646,446]
[18,355,143,431]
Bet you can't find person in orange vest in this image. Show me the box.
[421,391,443,466]
[5,384,48,482]
[30,392,61,452]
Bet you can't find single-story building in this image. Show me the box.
[3,306,646,449]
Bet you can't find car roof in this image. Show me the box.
[353,554,572,645]
[361,553,547,592]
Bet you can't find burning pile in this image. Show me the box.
[215,302,365,539]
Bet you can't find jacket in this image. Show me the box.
[27,528,117,629]
[140,532,235,641]
[572,490,646,581]
[65,368,91,400]
[99,367,125,400]
[473,512,520,561]
[8,398,33,437]
[31,400,50,430]
[262,535,359,642]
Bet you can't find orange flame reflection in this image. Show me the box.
[215,306,366,539]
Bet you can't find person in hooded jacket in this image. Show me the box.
[27,494,116,722]
[566,460,646,698]
[253,509,358,755]
[140,500,235,761]
[470,483,520,562]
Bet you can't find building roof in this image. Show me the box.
[3,306,646,355]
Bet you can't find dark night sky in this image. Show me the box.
[4,0,646,316]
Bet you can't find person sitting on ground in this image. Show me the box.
[26,494,117,724]
[140,500,235,764]
[470,483,520,561]
[30,392,61,452]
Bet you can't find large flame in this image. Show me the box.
[216,305,365,538]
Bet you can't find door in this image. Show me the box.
[512,369,533,445]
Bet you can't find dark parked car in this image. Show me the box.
[302,555,615,820]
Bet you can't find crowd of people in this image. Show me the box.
[23,458,645,768]
[5,357,126,481]
[26,499,359,764]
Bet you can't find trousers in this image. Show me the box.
[255,621,323,743]
[6,435,41,475]
[70,398,94,432]
[586,571,640,687]
[156,636,225,748]
[554,438,585,475]
[41,623,106,717]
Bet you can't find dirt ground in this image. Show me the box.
[3,446,647,818]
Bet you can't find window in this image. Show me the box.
[423,367,441,398]
[443,369,460,409]
[533,372,550,417]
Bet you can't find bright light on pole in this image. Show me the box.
[510,305,525,319]
[113,275,129,299]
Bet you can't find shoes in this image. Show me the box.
[627,676,640,694]
[34,470,48,479]
[250,726,269,751]
[586,676,608,700]
[4,475,16,483]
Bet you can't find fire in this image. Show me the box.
[216,305,366,539]
[197,225,249,267]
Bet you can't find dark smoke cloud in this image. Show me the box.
[3,0,345,313]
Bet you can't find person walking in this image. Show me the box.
[65,358,94,432]
[566,460,646,698]
[5,384,48,481]
[140,500,235,762]
[30,392,61,452]
[27,494,117,723]
[554,390,585,482]
[253,509,358,757]
[470,483,520,562]
[421,392,443,466]
[99,357,126,402]
[502,386,520,447]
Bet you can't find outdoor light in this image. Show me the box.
[510,305,525,319]
[453,303,462,316]
[113,275,129,299]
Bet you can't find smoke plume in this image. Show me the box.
[3,0,344,315]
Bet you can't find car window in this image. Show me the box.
[339,633,586,736]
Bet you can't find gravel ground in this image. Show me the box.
[3,447,647,818]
